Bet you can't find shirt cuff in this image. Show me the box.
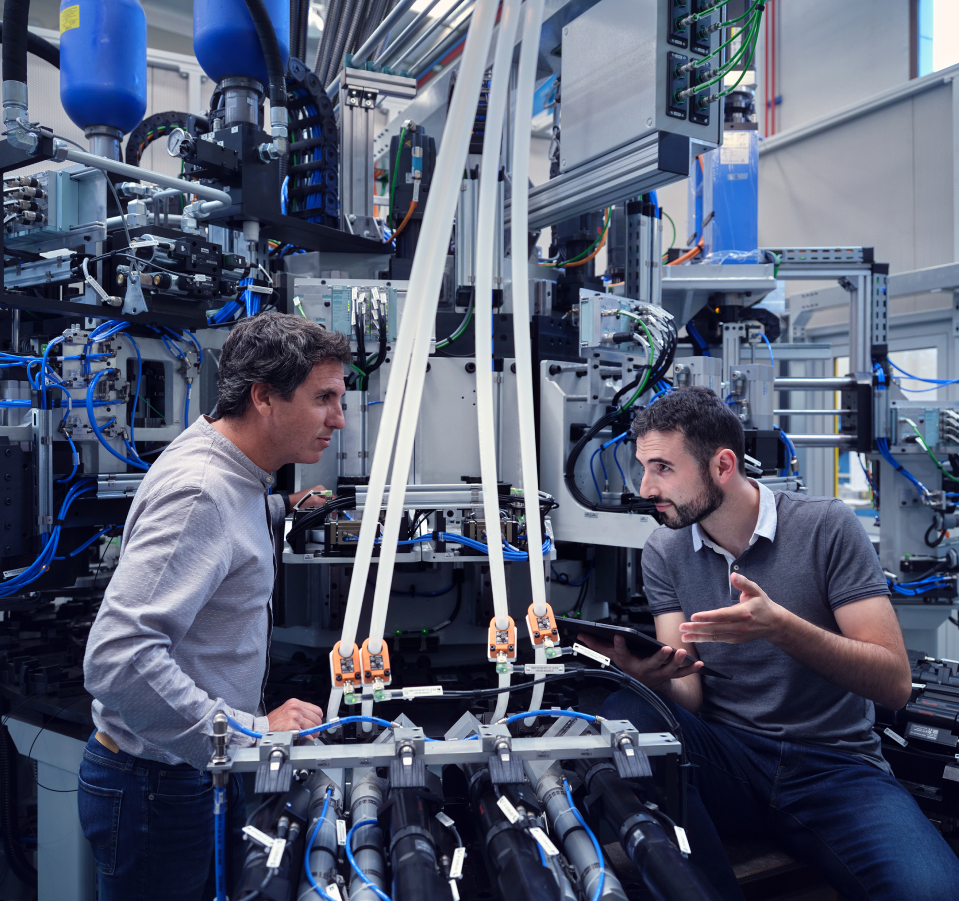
[253,714,271,737]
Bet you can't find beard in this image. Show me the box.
[649,471,725,530]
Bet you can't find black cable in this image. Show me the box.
[0,24,58,68]
[925,521,946,548]
[2,0,30,84]
[353,315,368,390]
[285,496,357,545]
[240,0,288,112]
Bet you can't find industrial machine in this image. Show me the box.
[0,0,953,897]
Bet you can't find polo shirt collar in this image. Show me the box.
[691,479,777,554]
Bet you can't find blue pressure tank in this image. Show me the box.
[193,0,290,88]
[59,0,147,134]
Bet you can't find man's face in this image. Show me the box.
[634,429,724,529]
[269,361,346,465]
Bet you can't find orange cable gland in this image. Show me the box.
[527,603,560,658]
[361,638,392,700]
[488,616,517,673]
[331,641,362,702]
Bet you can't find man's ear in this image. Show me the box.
[249,382,274,417]
[713,447,739,485]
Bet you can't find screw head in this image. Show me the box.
[647,118,653,126]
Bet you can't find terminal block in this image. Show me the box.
[526,604,560,658]
[488,617,517,672]
[668,0,690,48]
[689,64,712,127]
[666,52,689,120]
[331,641,363,704]
[361,638,392,700]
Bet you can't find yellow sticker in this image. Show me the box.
[60,5,80,34]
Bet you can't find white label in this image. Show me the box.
[528,826,560,857]
[403,685,444,699]
[336,819,347,846]
[449,880,460,900]
[674,826,691,855]
[435,811,455,828]
[909,724,940,741]
[326,884,343,901]
[242,825,275,849]
[573,643,610,667]
[449,846,466,879]
[496,795,522,824]
[266,838,286,869]
[720,131,750,166]
[525,664,565,675]
[883,727,908,748]
[2,566,28,578]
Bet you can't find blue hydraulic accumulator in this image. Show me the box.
[59,0,147,135]
[193,0,290,86]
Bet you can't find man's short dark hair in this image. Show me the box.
[630,385,746,476]
[215,312,352,419]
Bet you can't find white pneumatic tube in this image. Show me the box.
[510,0,549,725]
[474,0,522,723]
[329,0,500,720]
[474,0,521,635]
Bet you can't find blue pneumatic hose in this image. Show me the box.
[213,785,227,901]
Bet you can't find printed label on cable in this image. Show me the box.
[3,566,28,579]
[435,811,455,828]
[674,826,691,855]
[524,664,565,675]
[572,643,610,667]
[326,883,342,901]
[336,819,347,846]
[403,685,443,699]
[450,880,460,900]
[496,795,522,824]
[266,838,286,869]
[242,825,275,849]
[449,846,466,879]
[884,727,908,747]
[528,826,560,857]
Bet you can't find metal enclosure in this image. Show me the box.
[560,0,723,174]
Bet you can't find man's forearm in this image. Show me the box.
[658,674,702,714]
[773,610,910,709]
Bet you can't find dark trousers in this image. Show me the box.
[603,690,959,901]
[77,732,246,901]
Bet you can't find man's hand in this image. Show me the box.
[267,698,324,732]
[290,485,330,510]
[679,572,786,644]
[576,633,703,689]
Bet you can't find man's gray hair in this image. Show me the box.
[215,312,352,419]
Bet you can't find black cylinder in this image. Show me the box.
[467,769,561,901]
[583,764,720,901]
[387,789,452,901]
[0,725,36,886]
[2,0,30,83]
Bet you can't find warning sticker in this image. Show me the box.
[720,131,750,166]
[60,5,80,34]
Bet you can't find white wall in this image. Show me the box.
[756,0,911,137]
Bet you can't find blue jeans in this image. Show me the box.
[603,690,959,901]
[77,732,246,901]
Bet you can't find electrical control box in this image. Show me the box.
[292,278,406,344]
[560,0,723,174]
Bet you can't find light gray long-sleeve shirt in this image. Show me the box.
[84,416,287,769]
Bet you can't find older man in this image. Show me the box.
[79,312,350,900]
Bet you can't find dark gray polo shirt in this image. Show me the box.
[642,485,891,768]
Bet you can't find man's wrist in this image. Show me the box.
[767,603,801,648]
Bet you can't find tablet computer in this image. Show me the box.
[556,616,731,680]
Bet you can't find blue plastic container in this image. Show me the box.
[194,0,290,87]
[59,0,147,134]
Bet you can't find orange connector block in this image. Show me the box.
[488,616,517,672]
[361,638,392,700]
[526,604,560,658]
[331,641,362,703]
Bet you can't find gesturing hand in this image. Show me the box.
[678,572,787,644]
